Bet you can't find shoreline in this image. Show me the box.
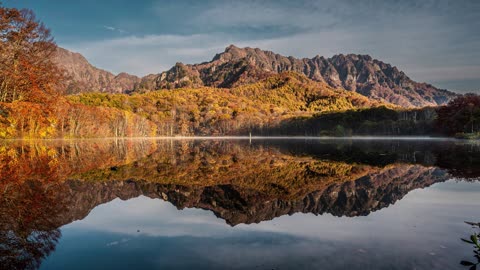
[0,135,471,142]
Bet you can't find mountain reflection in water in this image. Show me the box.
[0,138,479,270]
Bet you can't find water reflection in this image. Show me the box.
[0,138,479,269]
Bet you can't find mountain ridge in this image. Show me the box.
[54,45,457,108]
[141,45,456,107]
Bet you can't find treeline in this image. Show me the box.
[68,86,453,137]
[0,101,156,138]
[262,106,438,136]
[13,85,479,138]
[436,94,480,138]
[263,94,480,137]
[68,73,386,136]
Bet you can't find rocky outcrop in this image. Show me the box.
[140,45,457,107]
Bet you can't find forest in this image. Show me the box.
[66,72,389,136]
[0,5,479,139]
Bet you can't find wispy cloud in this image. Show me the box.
[191,1,336,32]
[102,25,127,34]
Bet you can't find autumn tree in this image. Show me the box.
[0,5,64,103]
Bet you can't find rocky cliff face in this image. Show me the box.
[141,45,456,107]
[53,47,140,94]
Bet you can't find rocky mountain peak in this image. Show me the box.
[53,45,457,107]
[213,44,247,62]
[141,45,456,107]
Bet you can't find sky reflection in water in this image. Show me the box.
[40,180,480,270]
[42,180,480,269]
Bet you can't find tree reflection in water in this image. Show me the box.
[0,138,479,269]
[0,179,66,270]
[0,229,60,270]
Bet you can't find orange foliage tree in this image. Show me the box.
[0,5,64,103]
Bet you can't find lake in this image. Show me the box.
[1,138,479,270]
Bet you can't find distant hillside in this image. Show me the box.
[138,45,457,107]
[53,47,140,94]
[69,72,388,136]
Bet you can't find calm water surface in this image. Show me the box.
[0,138,479,270]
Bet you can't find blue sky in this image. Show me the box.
[5,0,480,92]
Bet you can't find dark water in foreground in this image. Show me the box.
[0,138,479,270]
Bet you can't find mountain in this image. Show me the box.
[139,45,456,107]
[53,47,140,94]
[53,45,457,107]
